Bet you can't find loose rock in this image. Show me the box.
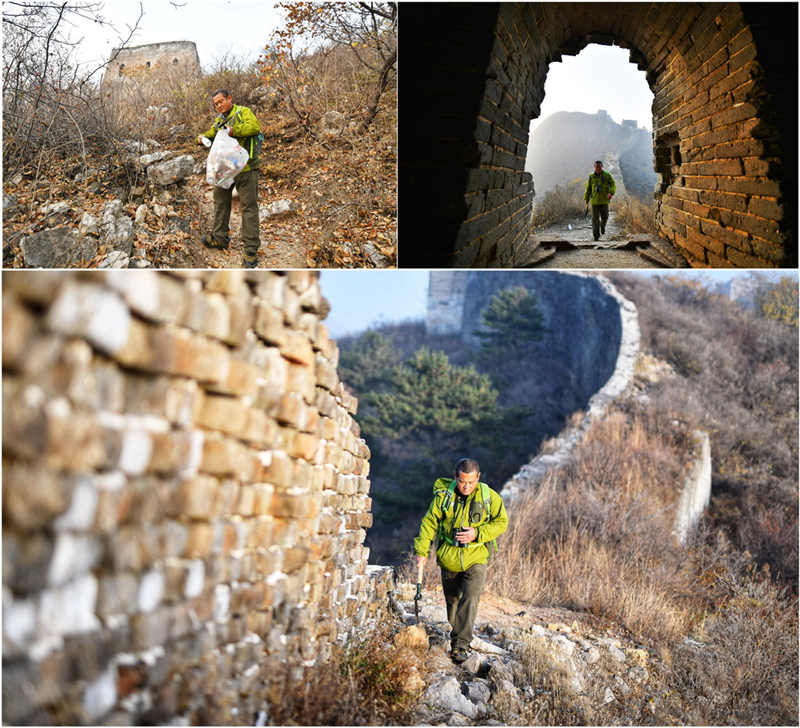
[147,155,195,185]
[20,228,97,268]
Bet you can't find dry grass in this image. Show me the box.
[267,621,425,725]
[613,193,656,233]
[488,407,695,644]
[530,179,585,228]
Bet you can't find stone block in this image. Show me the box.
[254,302,287,347]
[280,330,314,367]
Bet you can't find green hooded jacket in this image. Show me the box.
[414,477,509,572]
[584,170,616,205]
[202,103,262,172]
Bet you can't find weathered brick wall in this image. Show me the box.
[100,41,201,98]
[2,271,392,725]
[399,2,795,268]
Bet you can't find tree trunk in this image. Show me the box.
[358,47,397,135]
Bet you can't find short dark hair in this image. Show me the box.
[455,457,480,475]
[594,160,603,166]
[212,89,231,98]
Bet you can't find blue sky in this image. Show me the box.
[319,270,793,340]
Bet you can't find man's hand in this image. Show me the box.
[608,193,613,201]
[227,127,234,136]
[416,555,427,570]
[197,135,204,145]
[455,527,476,544]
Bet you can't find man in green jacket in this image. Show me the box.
[414,457,508,663]
[198,89,262,267]
[584,160,616,241]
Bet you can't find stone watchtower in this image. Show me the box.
[100,41,201,99]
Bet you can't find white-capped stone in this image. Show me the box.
[53,477,98,531]
[137,569,165,613]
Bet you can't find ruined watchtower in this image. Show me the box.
[100,41,201,99]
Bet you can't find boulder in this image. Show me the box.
[97,251,130,269]
[20,227,97,268]
[260,199,297,219]
[422,675,478,719]
[137,151,173,168]
[134,205,148,225]
[461,653,483,674]
[101,200,134,255]
[147,155,195,185]
[79,212,100,237]
[40,201,71,222]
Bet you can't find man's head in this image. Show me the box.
[212,89,234,115]
[594,160,603,174]
[454,458,480,496]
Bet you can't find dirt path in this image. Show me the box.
[193,185,309,269]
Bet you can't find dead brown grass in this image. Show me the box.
[530,179,585,229]
[613,193,657,234]
[267,621,425,725]
[488,406,695,644]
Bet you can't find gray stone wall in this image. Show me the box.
[100,41,201,98]
[2,271,392,725]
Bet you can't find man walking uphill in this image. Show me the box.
[584,160,616,241]
[198,89,262,267]
[414,458,508,664]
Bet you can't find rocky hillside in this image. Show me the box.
[2,108,396,270]
[389,584,686,725]
[526,110,656,201]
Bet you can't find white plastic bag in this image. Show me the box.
[205,129,249,189]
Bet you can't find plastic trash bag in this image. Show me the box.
[206,129,249,188]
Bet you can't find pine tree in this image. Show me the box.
[475,286,545,355]
[364,348,499,451]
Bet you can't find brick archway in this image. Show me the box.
[399,2,796,268]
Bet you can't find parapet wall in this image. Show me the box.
[2,271,393,725]
[499,274,640,504]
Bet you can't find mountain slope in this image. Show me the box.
[526,110,656,201]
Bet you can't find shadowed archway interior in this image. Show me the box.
[399,2,797,268]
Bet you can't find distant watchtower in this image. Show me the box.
[100,41,200,99]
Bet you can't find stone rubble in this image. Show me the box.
[393,584,661,726]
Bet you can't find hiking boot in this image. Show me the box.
[451,647,469,664]
[202,234,229,250]
[243,254,259,268]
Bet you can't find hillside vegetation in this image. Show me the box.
[332,273,797,725]
[2,2,397,268]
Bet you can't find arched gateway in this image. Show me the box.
[399,2,797,268]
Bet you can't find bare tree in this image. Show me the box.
[2,1,143,175]
[260,2,397,139]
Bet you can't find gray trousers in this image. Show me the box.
[212,168,260,257]
[441,562,487,651]
[591,204,609,239]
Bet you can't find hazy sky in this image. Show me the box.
[318,270,791,340]
[529,43,654,137]
[65,0,282,72]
